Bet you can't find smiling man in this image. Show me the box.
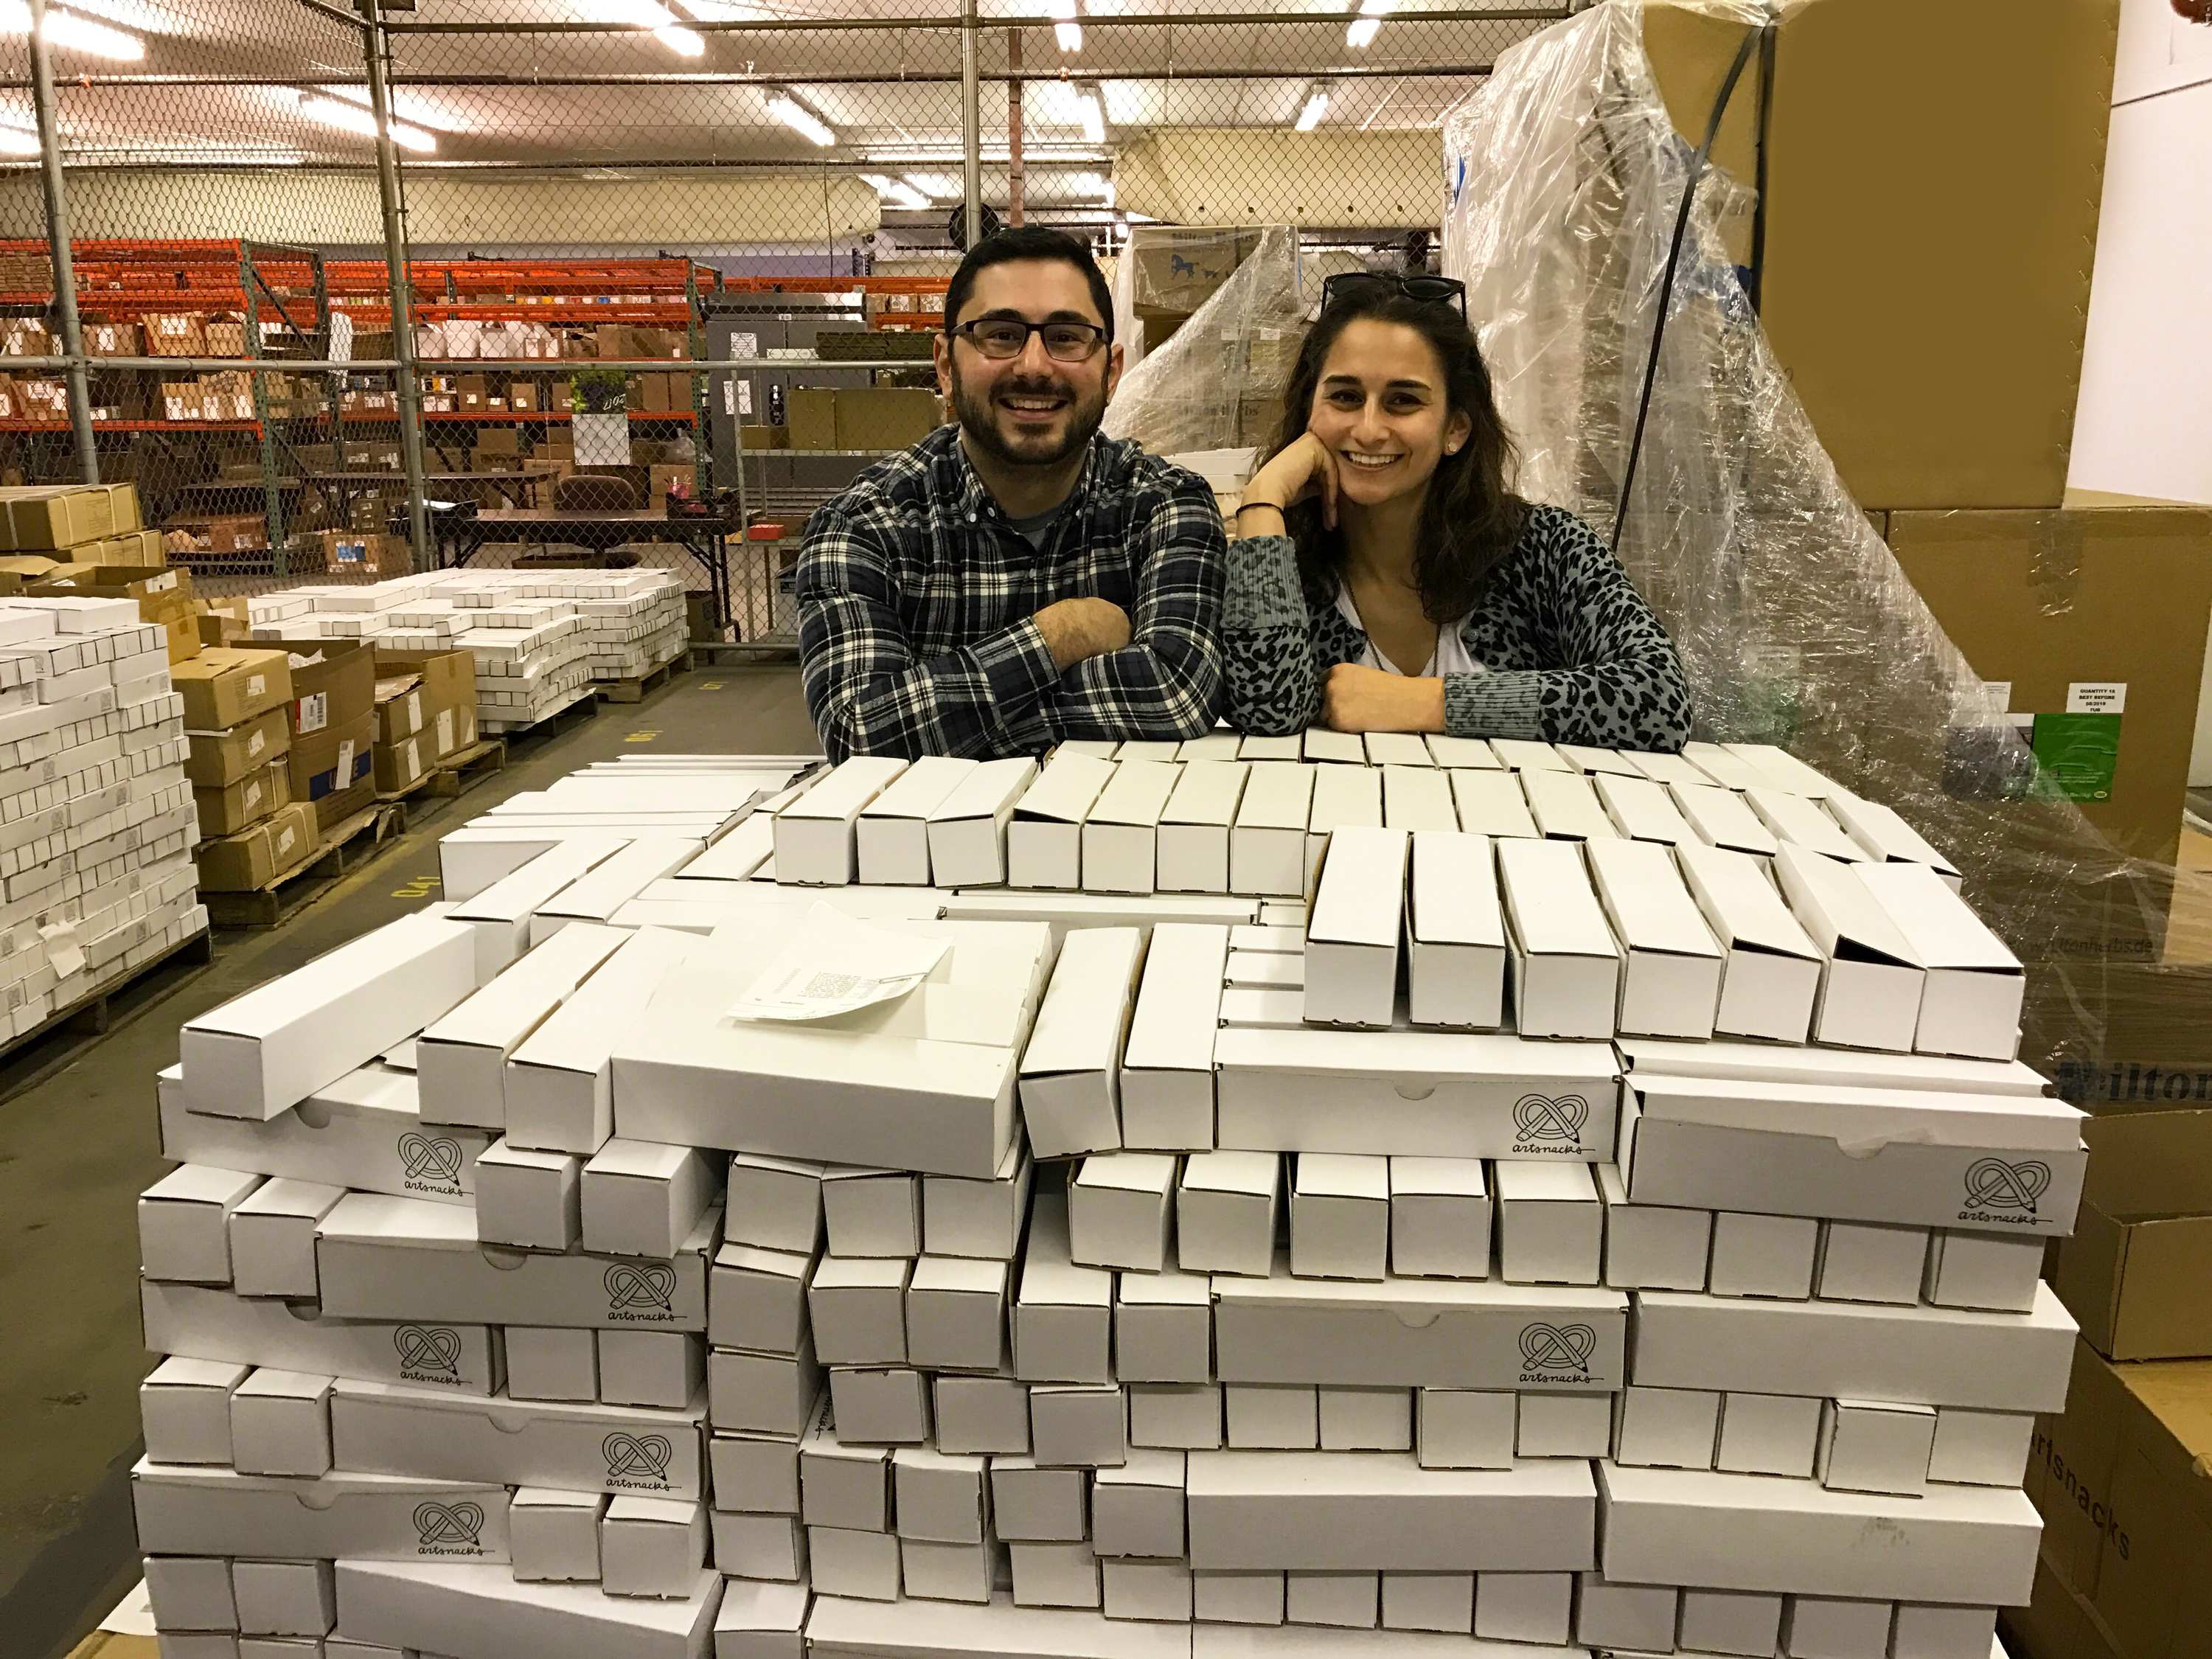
[796,226,1227,760]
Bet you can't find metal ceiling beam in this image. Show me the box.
[378,8,1564,32]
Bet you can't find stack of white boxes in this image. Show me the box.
[128,736,2066,1659]
[247,569,689,732]
[0,596,204,1042]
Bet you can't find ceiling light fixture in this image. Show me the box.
[1048,0,1080,52]
[1295,84,1330,131]
[860,173,930,210]
[1346,0,1386,49]
[766,89,835,147]
[0,128,37,155]
[1074,81,1105,144]
[0,0,143,60]
[293,91,437,153]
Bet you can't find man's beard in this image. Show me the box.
[949,358,1108,470]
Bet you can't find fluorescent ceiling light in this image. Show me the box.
[766,90,835,147]
[860,173,930,210]
[0,128,37,155]
[582,0,703,55]
[1049,0,1079,52]
[295,91,437,153]
[902,173,959,200]
[1346,0,1386,48]
[1074,83,1105,143]
[1062,171,1112,201]
[0,0,142,60]
[1295,86,1329,131]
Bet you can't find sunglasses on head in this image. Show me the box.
[1320,271,1468,319]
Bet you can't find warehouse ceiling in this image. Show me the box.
[0,0,1557,177]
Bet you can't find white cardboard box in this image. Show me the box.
[229,1366,335,1477]
[333,1559,719,1659]
[858,757,975,886]
[801,1418,891,1531]
[1594,773,1698,845]
[132,1461,511,1564]
[1194,1571,1286,1625]
[1381,768,1458,834]
[1924,1229,2045,1313]
[142,1357,248,1465]
[417,923,630,1133]
[1031,1382,1127,1468]
[1596,1461,2038,1605]
[1491,740,1571,774]
[139,1279,499,1396]
[1714,1391,1823,1478]
[1595,1161,1710,1293]
[1009,753,1116,891]
[1405,832,1505,1031]
[892,1443,989,1544]
[507,1326,598,1403]
[1747,788,1868,863]
[906,1255,1009,1374]
[1286,1571,1377,1630]
[1826,792,1962,887]
[1012,1193,1112,1384]
[602,1332,704,1414]
[1448,771,1537,840]
[1226,1385,1319,1450]
[583,1139,718,1260]
[1472,1571,1571,1643]
[507,926,694,1157]
[712,1509,807,1583]
[714,1579,810,1659]
[902,1537,992,1604]
[723,1153,826,1257]
[1231,765,1318,897]
[1927,1408,2033,1487]
[990,1455,1088,1540]
[1179,1150,1281,1279]
[1121,923,1228,1152]
[1083,759,1181,895]
[1381,1573,1471,1635]
[181,915,477,1121]
[1615,1035,2050,1097]
[1815,1221,1930,1306]
[449,838,631,981]
[922,1139,1032,1260]
[1116,1252,1215,1383]
[1856,861,2024,1061]
[1783,1595,1893,1659]
[1708,1210,1820,1300]
[1586,838,1722,1040]
[1093,1447,1185,1558]
[1576,1573,1679,1651]
[776,756,908,886]
[1012,1542,1102,1610]
[1318,1388,1413,1453]
[140,1164,263,1284]
[600,1493,708,1599]
[1426,735,1498,769]
[820,1167,921,1258]
[1557,746,1641,778]
[1673,841,1821,1043]
[1305,765,1382,894]
[808,1255,911,1367]
[1185,1451,1595,1572]
[1129,1383,1222,1451]
[928,758,1039,888]
[1020,926,1144,1159]
[1304,828,1408,1029]
[1365,734,1432,769]
[1304,729,1366,765]
[808,1588,1192,1658]
[228,1178,343,1298]
[1495,839,1619,1040]
[530,838,706,941]
[1159,761,1251,894]
[934,1374,1032,1456]
[1388,1158,1490,1280]
[1414,1390,1515,1471]
[1772,844,1927,1053]
[472,1139,581,1251]
[1672,782,1782,860]
[1493,1163,1601,1287]
[709,1242,816,1354]
[1520,771,1620,843]
[1071,1152,1177,1273]
[1292,1154,1391,1281]
[1611,1385,1719,1470]
[1818,1397,1935,1496]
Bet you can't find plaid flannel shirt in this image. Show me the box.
[796,424,1228,761]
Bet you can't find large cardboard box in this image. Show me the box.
[184,706,291,789]
[787,389,838,453]
[834,389,945,454]
[322,531,414,580]
[276,637,377,740]
[1644,0,2119,509]
[1883,507,2212,875]
[373,645,478,760]
[192,757,291,838]
[175,647,293,731]
[1127,226,1262,323]
[2052,1110,2212,1363]
[291,711,378,826]
[195,802,318,892]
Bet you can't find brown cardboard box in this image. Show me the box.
[320,530,412,579]
[289,709,376,824]
[2006,1550,2128,1659]
[476,426,520,456]
[1126,226,1261,319]
[195,801,318,892]
[1643,0,2119,509]
[458,374,487,411]
[833,388,944,453]
[192,597,253,652]
[30,562,199,664]
[102,482,142,533]
[273,637,375,740]
[174,647,293,731]
[740,425,789,451]
[144,313,209,358]
[648,464,692,509]
[164,515,269,557]
[373,646,476,755]
[1883,507,2212,873]
[509,380,539,414]
[787,389,838,453]
[83,320,141,358]
[8,488,110,551]
[2053,1110,2212,1363]
[182,706,290,788]
[192,757,291,838]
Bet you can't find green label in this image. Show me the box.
[2030,713,2121,801]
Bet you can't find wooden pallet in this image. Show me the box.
[203,802,407,930]
[597,650,694,704]
[375,737,507,807]
[483,686,601,745]
[0,924,215,1064]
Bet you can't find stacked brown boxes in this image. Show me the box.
[2011,1110,2212,1659]
[370,644,479,796]
[272,638,378,829]
[31,563,203,666]
[178,647,317,892]
[1125,226,1260,353]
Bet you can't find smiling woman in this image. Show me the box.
[1223,277,1694,751]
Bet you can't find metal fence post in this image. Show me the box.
[26,0,96,485]
[364,6,431,572]
[961,0,982,250]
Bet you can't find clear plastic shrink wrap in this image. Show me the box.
[1107,0,2208,1095]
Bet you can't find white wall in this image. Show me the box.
[2068,0,2212,787]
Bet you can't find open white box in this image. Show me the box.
[857,757,976,887]
[1856,861,2024,1061]
[1669,783,1781,857]
[1746,789,1868,864]
[1070,1151,1178,1274]
[1405,832,1505,1031]
[1009,752,1116,891]
[1306,765,1382,896]
[1826,791,1963,889]
[1082,759,1181,896]
[506,927,695,1157]
[1585,839,1722,1040]
[1018,925,1144,1158]
[1594,773,1698,846]
[1159,761,1250,895]
[927,757,1038,889]
[1304,827,1408,1029]
[417,922,629,1133]
[530,839,706,941]
[1674,841,1822,1045]
[1231,764,1318,897]
[1727,742,1840,798]
[1121,922,1229,1152]
[1772,844,1926,1053]
[449,838,632,981]
[775,757,908,887]
[1496,839,1620,1040]
[1012,1193,1112,1385]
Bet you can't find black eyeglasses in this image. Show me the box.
[1320,271,1468,319]
[948,317,1110,362]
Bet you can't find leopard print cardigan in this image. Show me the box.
[1221,504,1694,750]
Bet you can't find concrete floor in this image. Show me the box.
[0,664,820,1659]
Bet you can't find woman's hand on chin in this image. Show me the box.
[1241,431,1340,529]
[1321,663,1446,733]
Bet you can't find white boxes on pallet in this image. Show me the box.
[926,757,1037,888]
[1019,925,1144,1159]
[1302,827,1408,1029]
[775,757,908,886]
[1404,832,1505,1030]
[1495,839,1618,1040]
[417,922,629,1133]
[1121,922,1228,1151]
[856,757,975,887]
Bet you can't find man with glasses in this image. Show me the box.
[796,224,1226,760]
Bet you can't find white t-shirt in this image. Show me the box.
[1335,585,1484,678]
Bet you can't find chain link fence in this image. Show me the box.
[0,0,1569,633]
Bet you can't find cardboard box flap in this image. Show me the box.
[421,922,630,1051]
[1615,1035,2049,1096]
[1674,841,1820,961]
[317,1190,480,1253]
[1116,1253,1210,1306]
[1214,1024,1615,1091]
[1020,1192,1110,1307]
[1632,1071,2083,1152]
[1669,782,1782,855]
[2080,1110,2212,1215]
[1408,831,1504,949]
[931,757,1040,825]
[1520,768,1621,841]
[449,836,632,925]
[1490,739,1571,773]
[1123,922,1229,1074]
[1747,787,1868,863]
[1595,773,1699,844]
[1016,752,1116,824]
[1309,827,1409,948]
[1307,762,1382,834]
[1020,926,1144,1078]
[1162,759,1250,828]
[1077,1150,1176,1197]
[784,756,909,822]
[509,925,695,1076]
[1497,838,1619,959]
[1388,1156,1486,1198]
[1857,861,2021,973]
[862,755,976,822]
[1088,759,1181,827]
[185,914,474,1040]
[1557,744,1643,777]
[1826,791,1961,876]
[1587,838,1722,961]
[1774,843,1923,967]
[1450,771,1538,838]
[1236,762,1317,830]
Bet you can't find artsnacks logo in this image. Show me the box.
[413,1500,487,1556]
[397,1131,465,1197]
[1517,1321,1600,1386]
[394,1324,464,1387]
[1511,1093,1589,1155]
[1958,1158,2053,1226]
[605,1262,678,1324]
[603,1432,675,1491]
